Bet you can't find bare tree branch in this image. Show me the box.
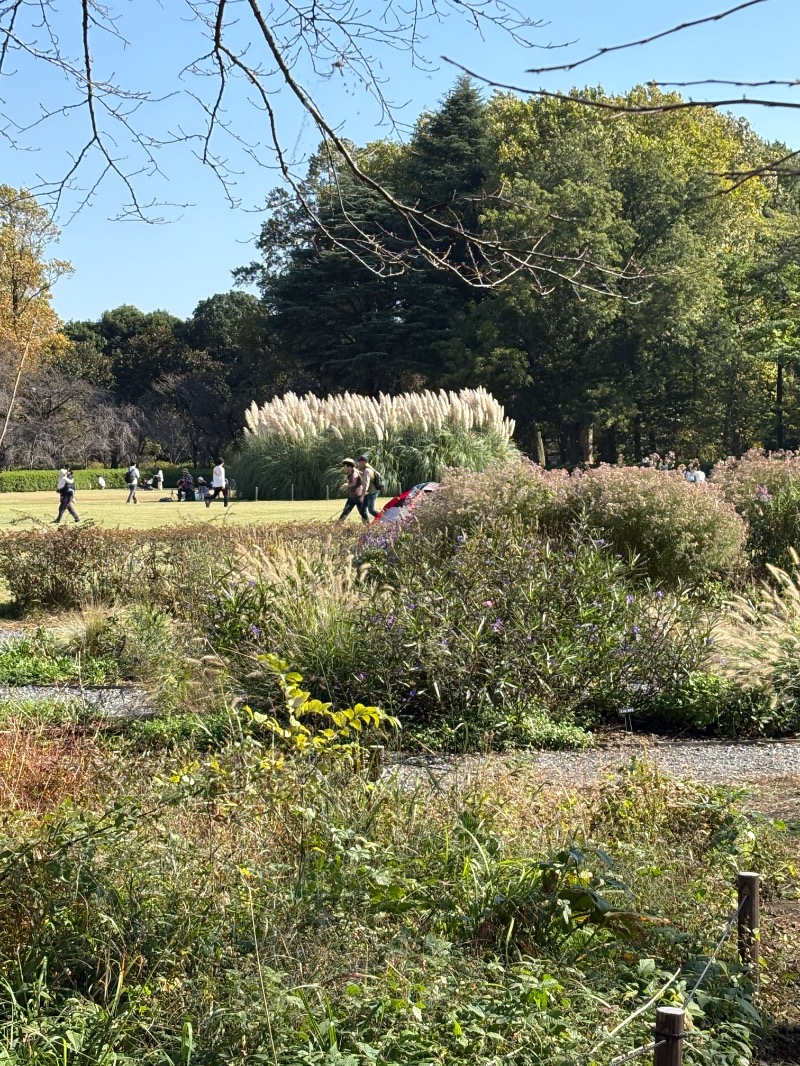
[522,0,768,77]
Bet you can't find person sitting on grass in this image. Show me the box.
[176,469,194,501]
[53,470,79,524]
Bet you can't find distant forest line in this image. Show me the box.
[11,78,800,468]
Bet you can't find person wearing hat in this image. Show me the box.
[56,468,68,491]
[338,458,368,524]
[356,455,382,518]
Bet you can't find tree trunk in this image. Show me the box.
[579,424,594,464]
[533,424,547,467]
[632,418,642,462]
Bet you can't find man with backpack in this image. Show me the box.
[356,455,384,518]
[125,461,140,504]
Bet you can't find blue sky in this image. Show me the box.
[4,0,800,322]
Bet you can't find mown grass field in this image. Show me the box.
[0,490,386,529]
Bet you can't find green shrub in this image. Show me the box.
[710,451,800,571]
[206,521,712,743]
[646,671,777,737]
[551,465,746,588]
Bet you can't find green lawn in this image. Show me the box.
[0,490,385,530]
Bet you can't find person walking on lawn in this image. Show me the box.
[206,459,229,507]
[338,458,368,524]
[53,470,79,524]
[356,455,383,518]
[126,462,140,504]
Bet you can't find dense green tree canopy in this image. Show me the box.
[19,78,800,469]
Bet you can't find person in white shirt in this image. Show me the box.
[205,459,229,508]
[126,462,140,504]
[154,468,164,492]
[97,475,106,490]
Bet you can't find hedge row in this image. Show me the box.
[0,466,212,492]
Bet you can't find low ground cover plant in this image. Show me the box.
[0,712,783,1065]
[0,631,115,686]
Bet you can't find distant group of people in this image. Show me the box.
[338,455,385,525]
[641,453,706,483]
[175,461,229,506]
[52,460,230,522]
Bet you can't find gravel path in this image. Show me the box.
[391,735,800,788]
[0,684,155,718]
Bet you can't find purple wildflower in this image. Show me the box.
[492,618,503,633]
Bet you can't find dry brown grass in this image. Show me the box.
[0,724,101,813]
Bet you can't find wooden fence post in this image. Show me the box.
[291,483,294,502]
[367,745,385,782]
[654,1006,684,1066]
[737,871,760,986]
[255,486,258,501]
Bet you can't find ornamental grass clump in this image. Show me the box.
[713,552,800,734]
[232,387,518,499]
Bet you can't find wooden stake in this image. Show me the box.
[654,1006,684,1066]
[737,871,760,986]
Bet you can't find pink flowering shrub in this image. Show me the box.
[551,465,746,588]
[417,461,746,588]
[710,449,800,570]
[415,459,560,536]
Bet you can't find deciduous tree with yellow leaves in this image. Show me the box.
[0,186,72,454]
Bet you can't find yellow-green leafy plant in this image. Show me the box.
[249,654,397,757]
